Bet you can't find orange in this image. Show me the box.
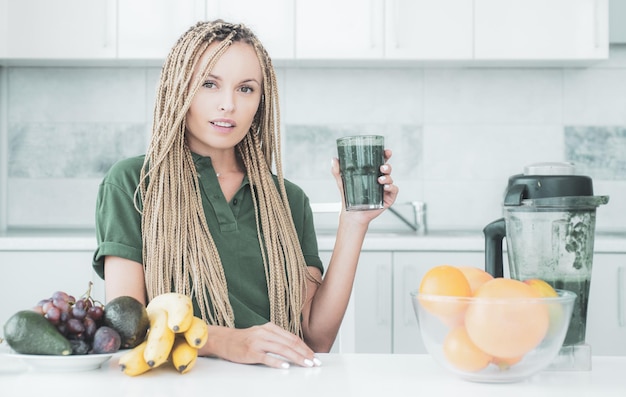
[443,326,492,372]
[418,265,472,324]
[523,278,558,297]
[492,355,523,370]
[524,278,565,338]
[465,278,549,359]
[458,266,494,295]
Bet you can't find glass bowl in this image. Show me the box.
[411,289,576,383]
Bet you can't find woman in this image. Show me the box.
[93,20,399,369]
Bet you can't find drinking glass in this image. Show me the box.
[336,135,385,211]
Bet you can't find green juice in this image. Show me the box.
[337,136,385,211]
[544,277,591,346]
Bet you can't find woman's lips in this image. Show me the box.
[210,119,236,133]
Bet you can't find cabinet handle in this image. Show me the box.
[593,0,601,49]
[618,266,626,327]
[369,0,377,49]
[103,0,114,50]
[403,266,418,326]
[391,0,400,49]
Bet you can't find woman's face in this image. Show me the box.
[185,40,263,157]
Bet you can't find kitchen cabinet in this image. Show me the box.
[0,0,7,58]
[384,0,473,60]
[0,250,104,330]
[295,0,385,59]
[0,0,610,64]
[319,250,393,353]
[586,253,626,355]
[206,0,295,59]
[392,251,485,354]
[610,0,626,43]
[4,0,117,59]
[474,0,609,61]
[118,0,206,59]
[296,0,473,61]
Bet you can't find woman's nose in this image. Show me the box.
[218,92,235,112]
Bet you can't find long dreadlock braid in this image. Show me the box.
[135,20,314,336]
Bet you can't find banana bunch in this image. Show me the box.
[118,293,209,376]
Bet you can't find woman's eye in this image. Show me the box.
[202,81,216,89]
[240,86,254,94]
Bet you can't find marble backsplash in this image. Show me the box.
[2,46,626,232]
[565,126,626,180]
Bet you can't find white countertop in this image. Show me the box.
[0,229,624,253]
[1,353,625,396]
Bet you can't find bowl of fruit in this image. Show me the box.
[411,265,576,383]
[1,282,149,372]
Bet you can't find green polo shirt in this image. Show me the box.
[93,153,323,328]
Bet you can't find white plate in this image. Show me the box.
[6,352,113,372]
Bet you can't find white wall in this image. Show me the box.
[2,46,626,232]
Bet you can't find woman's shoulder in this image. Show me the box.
[274,176,310,205]
[101,155,146,188]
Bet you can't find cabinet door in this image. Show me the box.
[393,251,485,354]
[295,0,384,59]
[475,0,609,60]
[118,0,205,59]
[384,0,473,59]
[0,251,104,329]
[207,0,295,59]
[585,253,626,355]
[319,250,392,353]
[6,0,116,59]
[0,0,7,57]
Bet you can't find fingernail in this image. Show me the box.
[313,357,323,366]
[384,184,391,190]
[379,175,387,182]
[382,165,389,172]
[304,359,314,367]
[281,362,290,369]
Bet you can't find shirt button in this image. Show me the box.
[233,199,238,205]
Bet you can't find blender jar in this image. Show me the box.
[484,163,609,370]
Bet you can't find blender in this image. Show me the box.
[484,162,609,370]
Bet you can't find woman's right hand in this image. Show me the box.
[200,322,321,369]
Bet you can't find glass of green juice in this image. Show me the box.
[336,135,385,211]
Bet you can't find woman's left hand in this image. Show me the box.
[331,148,399,224]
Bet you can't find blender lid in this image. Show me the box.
[521,195,609,209]
[504,162,597,206]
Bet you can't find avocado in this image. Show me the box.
[103,296,149,348]
[3,310,71,355]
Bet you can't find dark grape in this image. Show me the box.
[34,283,111,352]
[42,300,55,314]
[57,323,68,336]
[69,339,90,355]
[60,310,70,323]
[51,290,70,302]
[88,306,104,322]
[66,318,85,335]
[45,306,61,325]
[83,317,97,339]
[72,305,87,320]
[53,297,70,312]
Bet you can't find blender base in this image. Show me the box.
[546,344,592,371]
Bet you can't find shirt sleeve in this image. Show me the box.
[92,160,144,279]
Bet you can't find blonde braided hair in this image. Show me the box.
[135,20,314,336]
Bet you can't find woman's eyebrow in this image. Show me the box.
[241,78,261,85]
[204,74,261,86]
